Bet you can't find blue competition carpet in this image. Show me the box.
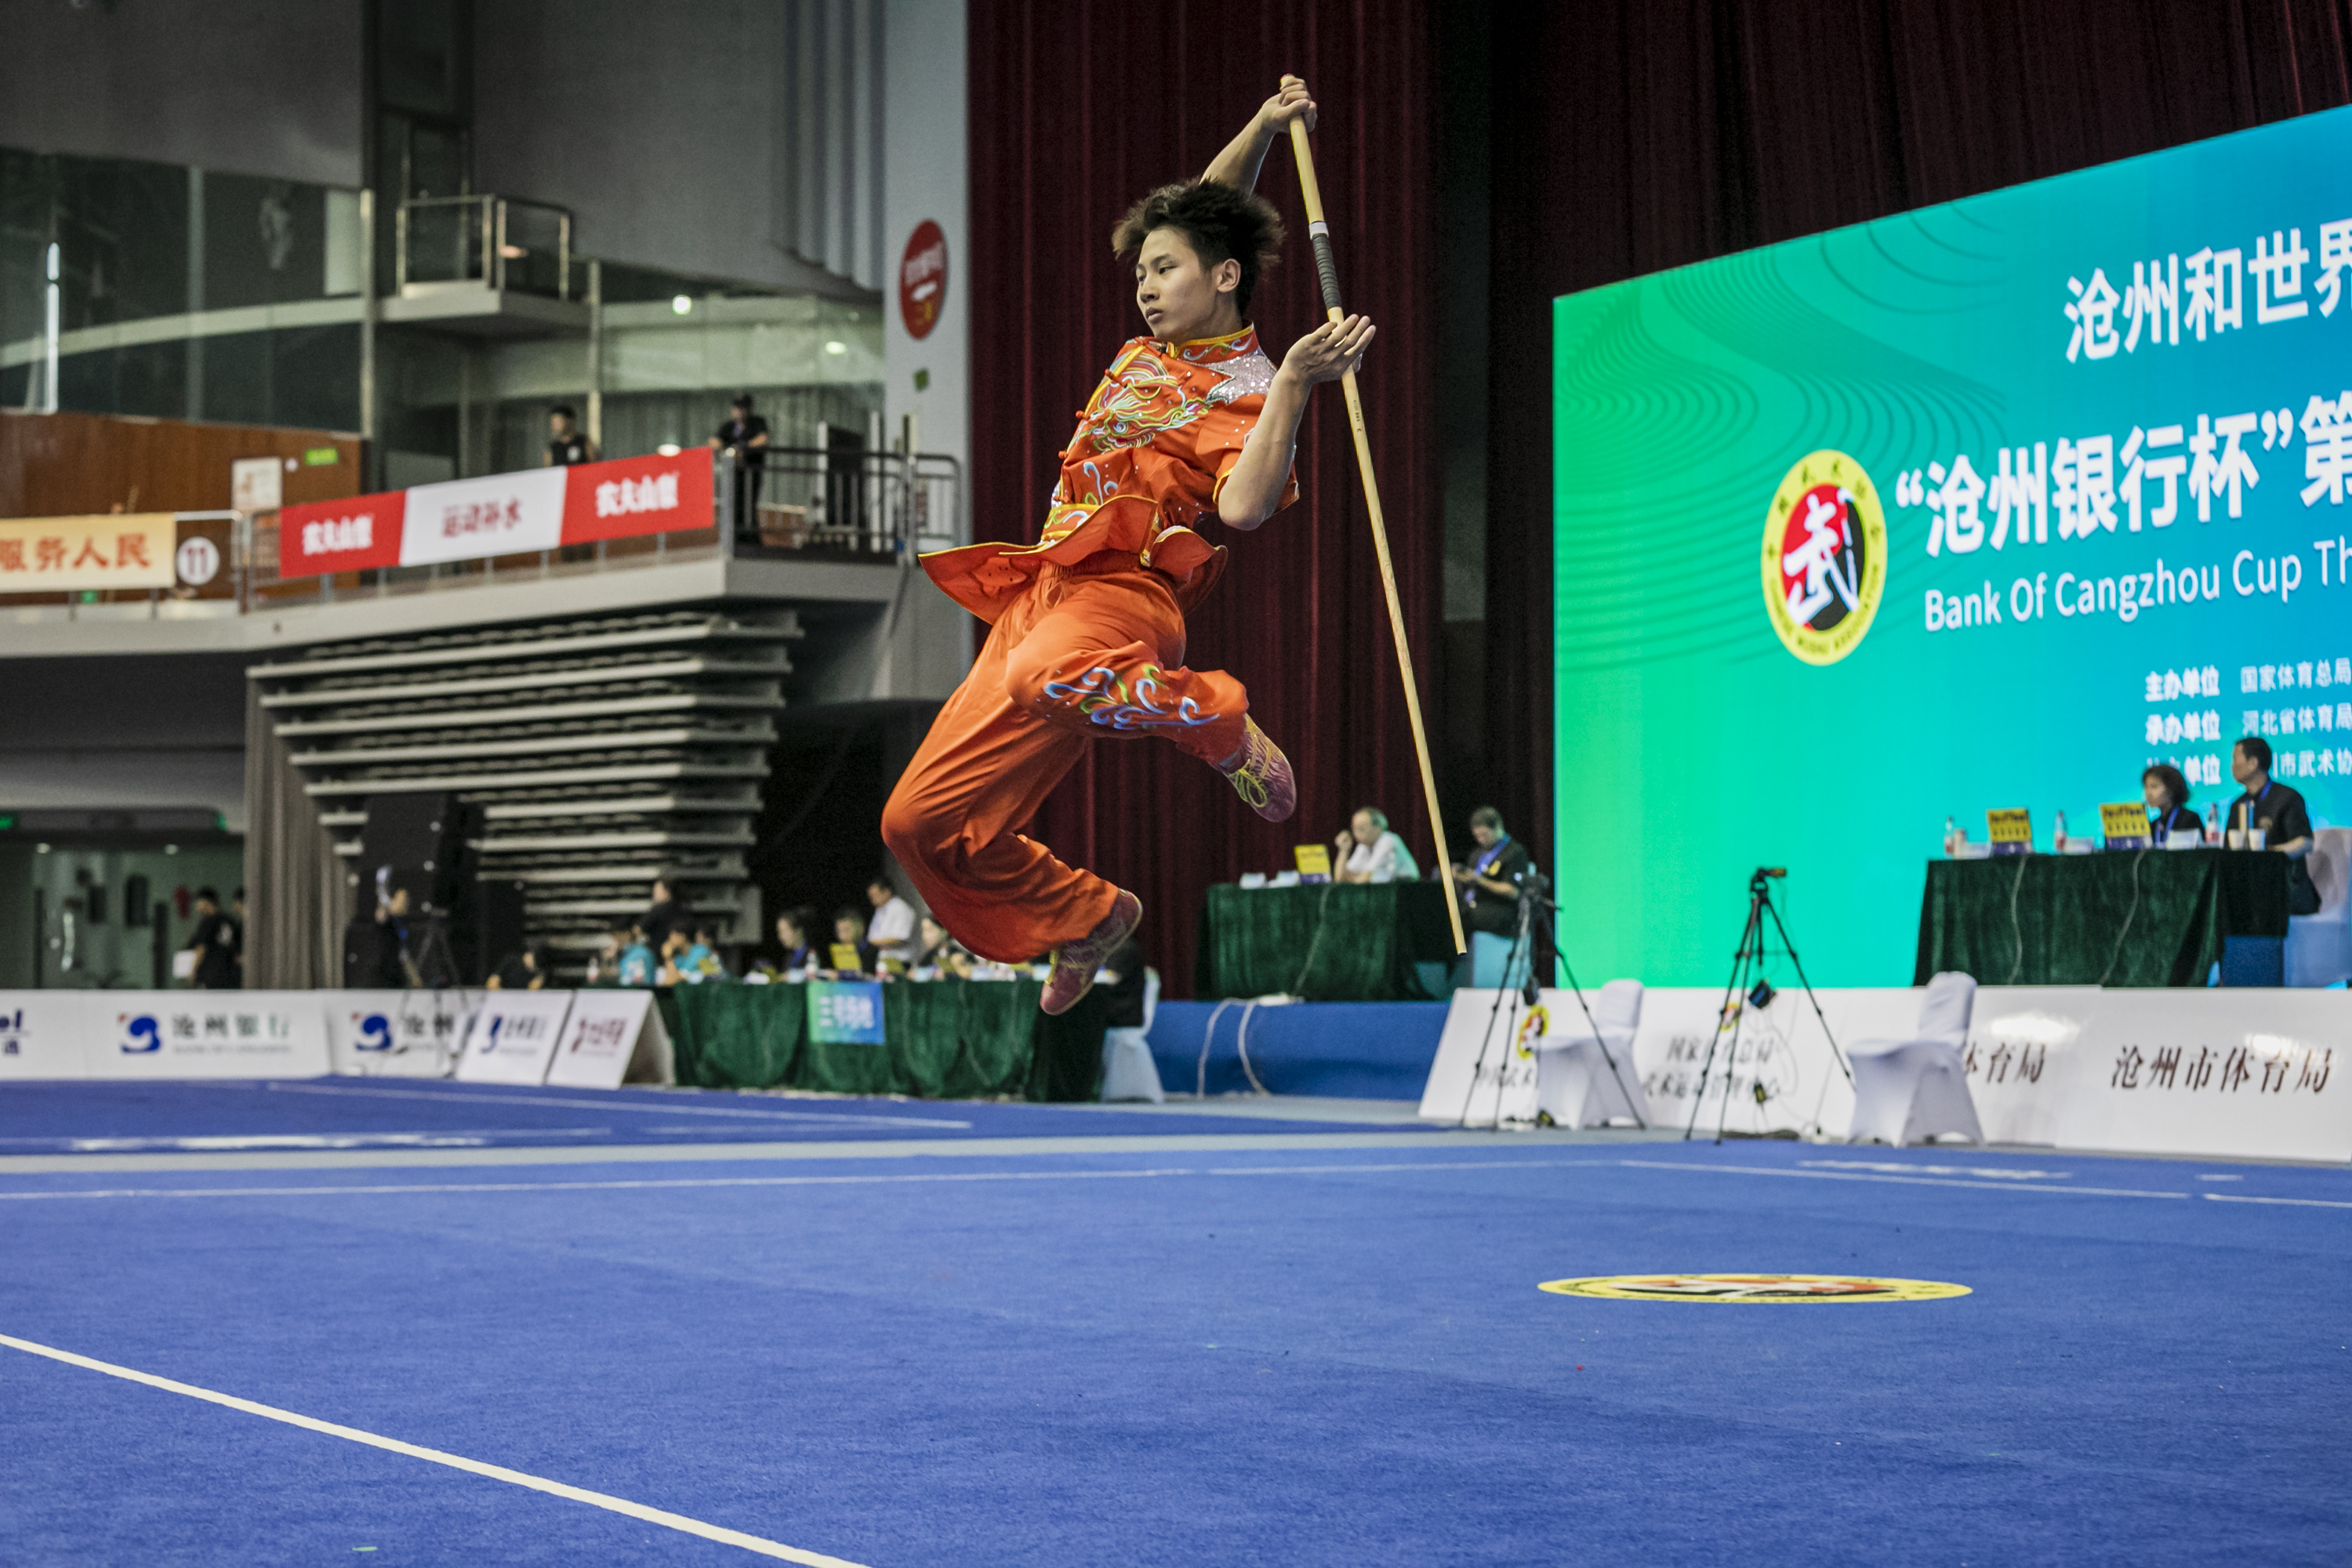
[0,1078,1414,1153]
[1,1084,2346,1566]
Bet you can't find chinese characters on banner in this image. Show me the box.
[0,514,177,592]
[275,451,714,579]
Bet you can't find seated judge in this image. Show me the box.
[1331,806,1419,884]
[1451,806,1532,935]
[2226,736,2313,855]
[2140,763,2202,841]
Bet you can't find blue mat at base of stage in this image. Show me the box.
[1147,1000,1448,1099]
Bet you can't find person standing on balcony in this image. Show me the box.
[710,393,771,533]
[883,75,1372,1018]
[545,405,598,466]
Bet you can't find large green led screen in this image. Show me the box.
[1554,107,2352,985]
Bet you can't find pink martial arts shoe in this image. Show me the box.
[1040,888,1143,1016]
[1215,716,1296,823]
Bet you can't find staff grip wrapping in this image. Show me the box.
[1307,221,1345,314]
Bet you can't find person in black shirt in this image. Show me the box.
[709,393,771,530]
[2227,735,2320,913]
[489,946,547,990]
[773,907,820,975]
[545,404,598,466]
[183,887,240,989]
[2140,763,2203,840]
[1451,806,1534,938]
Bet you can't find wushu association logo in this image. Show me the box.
[1540,1273,1969,1303]
[1762,450,1887,665]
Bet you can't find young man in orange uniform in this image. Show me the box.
[884,74,1376,1014]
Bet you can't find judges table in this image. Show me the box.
[655,978,1106,1100]
[1914,848,2291,986]
[1197,880,1459,1000]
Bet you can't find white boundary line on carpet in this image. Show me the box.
[1617,1159,2192,1200]
[260,1082,971,1129]
[0,1332,872,1567]
[0,1159,1602,1200]
[2201,1191,2352,1209]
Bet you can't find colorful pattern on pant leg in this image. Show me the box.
[1039,663,1219,731]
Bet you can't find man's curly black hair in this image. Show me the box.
[1112,180,1285,317]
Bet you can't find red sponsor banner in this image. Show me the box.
[559,451,715,545]
[279,491,406,577]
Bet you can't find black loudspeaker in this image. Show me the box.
[343,916,404,989]
[361,793,474,916]
[458,878,527,984]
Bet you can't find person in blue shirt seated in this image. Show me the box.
[2140,763,2203,840]
[617,924,658,987]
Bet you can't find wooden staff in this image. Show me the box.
[1289,118,1466,956]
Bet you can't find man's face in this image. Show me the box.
[1470,822,1499,848]
[549,412,572,438]
[2232,744,2262,786]
[1134,227,1237,343]
[1351,811,1378,847]
[868,883,891,908]
[778,919,802,949]
[194,898,216,916]
[835,917,862,945]
[731,403,752,424]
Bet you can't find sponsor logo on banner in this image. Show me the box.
[808,980,887,1044]
[400,468,568,566]
[456,992,575,1085]
[280,492,405,576]
[546,989,664,1089]
[89,995,332,1078]
[0,514,178,592]
[899,219,948,339]
[1762,450,1887,666]
[558,451,714,545]
[1540,1273,1971,1302]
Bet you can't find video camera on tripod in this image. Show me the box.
[342,793,521,989]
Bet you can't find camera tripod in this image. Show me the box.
[1682,867,1850,1142]
[1454,874,1647,1131]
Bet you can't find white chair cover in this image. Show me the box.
[2285,828,2352,989]
[1533,980,1650,1128]
[1846,971,1984,1146]
[1099,967,1165,1103]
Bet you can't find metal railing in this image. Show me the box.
[724,448,962,559]
[396,195,574,299]
[0,451,964,624]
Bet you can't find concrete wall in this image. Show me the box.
[473,0,871,297]
[880,0,967,496]
[0,652,250,831]
[0,0,362,187]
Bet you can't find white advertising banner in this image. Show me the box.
[2052,989,2349,1163]
[0,994,103,1079]
[320,989,473,1078]
[397,467,566,566]
[1418,989,1544,1125]
[454,990,575,1085]
[1956,987,2102,1146]
[1420,983,2350,1162]
[545,989,672,1089]
[81,992,331,1079]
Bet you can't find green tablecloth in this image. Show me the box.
[1196,880,1458,1000]
[653,978,1105,1100]
[1913,849,2290,986]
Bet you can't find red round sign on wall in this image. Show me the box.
[899,220,947,340]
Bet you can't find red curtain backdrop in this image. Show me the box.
[967,1,1439,996]
[1482,0,2352,894]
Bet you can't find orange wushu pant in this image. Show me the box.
[880,326,1296,962]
